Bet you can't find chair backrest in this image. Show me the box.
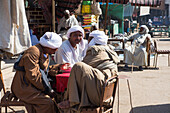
[0,70,6,94]
[154,40,158,52]
[108,39,125,49]
[100,76,118,106]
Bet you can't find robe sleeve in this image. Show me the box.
[56,47,71,64]
[23,52,45,91]
[48,64,60,76]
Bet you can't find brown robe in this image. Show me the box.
[63,45,119,113]
[11,44,56,113]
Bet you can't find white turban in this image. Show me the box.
[139,25,149,34]
[67,25,84,38]
[40,32,62,49]
[64,10,70,14]
[88,30,108,47]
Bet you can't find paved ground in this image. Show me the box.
[1,36,170,113]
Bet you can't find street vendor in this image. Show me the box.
[57,30,120,112]
[55,25,88,67]
[57,10,79,41]
[124,25,154,71]
[11,32,68,113]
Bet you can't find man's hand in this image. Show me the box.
[60,63,71,70]
[48,90,57,98]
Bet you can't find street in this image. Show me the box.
[1,36,170,113]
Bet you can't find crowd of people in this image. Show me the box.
[11,10,154,113]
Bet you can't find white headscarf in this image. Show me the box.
[148,19,152,23]
[64,10,70,14]
[67,25,86,50]
[88,30,108,47]
[139,25,149,34]
[40,32,62,49]
[67,25,84,38]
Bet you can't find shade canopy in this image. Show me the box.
[96,0,162,7]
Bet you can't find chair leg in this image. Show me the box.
[155,54,158,68]
[168,54,170,66]
[153,55,156,67]
[5,106,7,113]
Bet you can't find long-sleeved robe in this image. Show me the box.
[63,45,120,113]
[124,33,153,66]
[55,40,88,67]
[11,44,56,113]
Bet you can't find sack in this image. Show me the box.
[91,1,102,15]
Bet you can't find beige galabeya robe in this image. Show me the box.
[63,45,119,113]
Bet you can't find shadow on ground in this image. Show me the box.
[159,39,170,41]
[129,104,170,113]
[118,65,159,72]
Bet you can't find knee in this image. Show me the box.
[73,62,90,70]
[46,98,55,107]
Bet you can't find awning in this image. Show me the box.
[96,0,162,7]
[129,0,161,7]
[96,0,129,4]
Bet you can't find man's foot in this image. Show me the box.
[138,66,143,71]
[57,100,70,109]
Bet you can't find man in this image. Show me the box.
[55,25,88,67]
[124,18,130,35]
[11,32,67,113]
[57,30,120,112]
[147,19,153,37]
[124,25,153,71]
[57,10,79,40]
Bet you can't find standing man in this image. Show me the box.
[55,25,88,67]
[124,18,130,35]
[147,19,153,37]
[57,10,79,41]
[11,32,66,113]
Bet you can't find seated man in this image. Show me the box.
[124,25,153,71]
[11,32,68,113]
[57,10,79,41]
[58,30,120,112]
[55,25,88,67]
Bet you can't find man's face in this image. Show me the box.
[139,27,144,32]
[44,48,58,55]
[69,31,83,45]
[88,36,94,43]
[65,13,70,19]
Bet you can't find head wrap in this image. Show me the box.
[67,25,84,38]
[148,19,152,23]
[67,25,86,51]
[40,32,62,49]
[88,30,108,47]
[139,25,149,34]
[64,10,70,14]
